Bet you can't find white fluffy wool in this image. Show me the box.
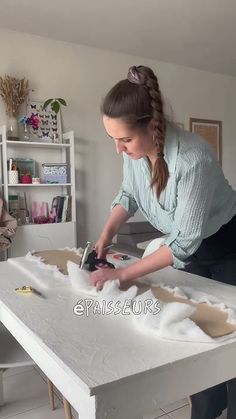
[8,253,69,290]
[67,260,138,301]
[132,289,213,343]
[7,248,236,343]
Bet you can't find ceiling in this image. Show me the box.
[1,0,236,77]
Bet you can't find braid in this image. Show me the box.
[137,66,169,197]
[102,65,170,197]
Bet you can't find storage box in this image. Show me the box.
[42,163,68,184]
[9,158,36,177]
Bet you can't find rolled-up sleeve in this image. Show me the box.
[111,188,138,216]
[164,158,216,269]
[111,155,138,216]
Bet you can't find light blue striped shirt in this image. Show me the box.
[111,123,236,269]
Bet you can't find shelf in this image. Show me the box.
[1,126,77,255]
[6,140,71,148]
[8,183,72,187]
[18,221,74,227]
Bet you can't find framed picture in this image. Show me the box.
[189,118,222,163]
[26,100,62,143]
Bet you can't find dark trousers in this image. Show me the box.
[183,214,236,419]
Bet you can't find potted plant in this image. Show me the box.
[42,98,67,143]
[20,170,32,184]
[42,98,67,114]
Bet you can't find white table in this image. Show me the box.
[0,259,236,419]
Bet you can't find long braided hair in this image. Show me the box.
[101,65,169,197]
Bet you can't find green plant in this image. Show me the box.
[42,98,67,114]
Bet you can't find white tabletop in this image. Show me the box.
[1,259,236,419]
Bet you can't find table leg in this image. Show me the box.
[47,378,55,410]
[0,369,4,406]
[63,397,72,419]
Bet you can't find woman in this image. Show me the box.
[90,65,236,419]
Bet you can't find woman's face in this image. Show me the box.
[103,115,157,161]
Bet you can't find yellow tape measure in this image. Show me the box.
[15,285,33,294]
[14,285,44,298]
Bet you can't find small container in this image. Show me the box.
[21,174,32,184]
[14,158,36,177]
[32,177,41,184]
[32,201,49,224]
[42,163,68,184]
[8,170,19,184]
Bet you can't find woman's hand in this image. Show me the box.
[89,267,125,290]
[94,235,111,258]
[89,245,173,291]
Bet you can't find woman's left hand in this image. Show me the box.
[89,268,124,290]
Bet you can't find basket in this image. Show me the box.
[42,163,68,184]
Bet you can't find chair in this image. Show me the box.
[0,323,72,419]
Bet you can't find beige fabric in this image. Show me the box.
[0,198,17,251]
[137,284,236,338]
[33,250,81,275]
[32,250,236,338]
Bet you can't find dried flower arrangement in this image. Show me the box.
[0,75,30,117]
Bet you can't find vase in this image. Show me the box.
[7,116,19,141]
[52,132,60,144]
[22,123,30,141]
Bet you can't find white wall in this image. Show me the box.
[0,29,236,246]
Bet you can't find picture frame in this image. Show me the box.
[189,118,222,163]
[26,100,62,143]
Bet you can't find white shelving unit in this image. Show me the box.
[7,183,73,187]
[0,140,3,191]
[0,125,77,257]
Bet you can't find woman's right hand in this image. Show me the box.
[94,235,111,258]
[94,205,129,258]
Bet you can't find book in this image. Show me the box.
[61,195,69,223]
[49,196,60,223]
[56,196,66,223]
[66,195,72,222]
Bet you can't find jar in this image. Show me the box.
[7,116,19,141]
[32,177,41,184]
[21,174,32,184]
[8,170,19,184]
[22,123,30,141]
